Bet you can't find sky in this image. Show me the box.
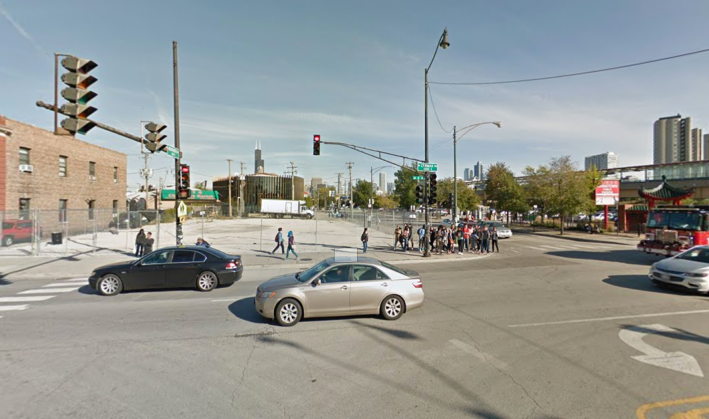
[2,0,709,192]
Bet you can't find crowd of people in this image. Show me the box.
[386,222,500,255]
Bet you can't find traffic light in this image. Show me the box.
[415,184,424,204]
[428,173,437,205]
[144,122,168,153]
[59,56,98,135]
[313,134,321,155]
[179,164,191,199]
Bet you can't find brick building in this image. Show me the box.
[0,115,126,230]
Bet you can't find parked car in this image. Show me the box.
[487,222,513,239]
[649,245,709,294]
[255,257,424,326]
[2,219,35,246]
[89,246,243,296]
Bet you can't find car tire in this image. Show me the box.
[275,298,302,327]
[196,271,218,292]
[306,214,313,219]
[3,236,13,247]
[380,295,405,321]
[98,274,123,296]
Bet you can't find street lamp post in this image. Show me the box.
[423,28,450,257]
[370,165,391,227]
[452,121,501,223]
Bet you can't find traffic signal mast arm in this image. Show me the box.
[37,100,144,144]
[320,140,423,172]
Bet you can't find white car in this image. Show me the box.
[649,246,709,294]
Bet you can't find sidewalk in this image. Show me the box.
[0,244,487,282]
[512,225,641,245]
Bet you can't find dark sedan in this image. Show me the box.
[89,246,243,296]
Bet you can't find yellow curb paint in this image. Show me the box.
[669,407,709,419]
[637,395,709,419]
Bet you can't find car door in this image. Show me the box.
[302,265,351,317]
[125,250,171,290]
[349,265,391,314]
[164,250,202,288]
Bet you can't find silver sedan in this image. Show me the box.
[648,245,709,294]
[255,257,424,326]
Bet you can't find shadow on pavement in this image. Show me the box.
[348,319,422,340]
[619,324,709,346]
[547,249,657,266]
[512,228,636,246]
[602,274,692,295]
[229,297,269,324]
[78,285,99,295]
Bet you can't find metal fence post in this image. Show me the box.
[315,215,318,253]
[260,215,263,252]
[156,210,161,250]
[92,216,97,255]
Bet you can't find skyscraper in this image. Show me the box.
[474,162,484,180]
[254,141,265,173]
[379,173,386,193]
[463,168,472,181]
[704,134,709,160]
[584,152,618,170]
[653,115,696,164]
[691,128,703,161]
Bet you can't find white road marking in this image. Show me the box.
[212,295,251,302]
[449,339,508,370]
[619,324,703,377]
[60,277,87,282]
[43,282,85,288]
[18,287,79,294]
[0,305,29,311]
[538,245,566,250]
[508,309,709,328]
[0,296,55,303]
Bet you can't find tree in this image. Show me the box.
[353,180,372,208]
[485,162,528,223]
[315,186,336,209]
[393,163,419,209]
[437,178,479,212]
[584,165,604,217]
[304,196,314,208]
[545,156,590,234]
[374,194,398,209]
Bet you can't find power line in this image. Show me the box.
[429,47,709,86]
[428,85,452,133]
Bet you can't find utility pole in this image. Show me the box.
[173,41,183,245]
[346,162,354,220]
[227,159,233,218]
[240,161,246,215]
[143,153,150,210]
[453,125,457,223]
[288,162,298,200]
[336,173,343,212]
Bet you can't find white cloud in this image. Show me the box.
[0,1,45,55]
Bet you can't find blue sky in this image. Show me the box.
[3,0,709,191]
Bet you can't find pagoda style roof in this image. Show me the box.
[638,176,693,201]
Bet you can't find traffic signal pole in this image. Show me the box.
[173,41,183,246]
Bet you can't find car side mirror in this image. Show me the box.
[313,278,321,286]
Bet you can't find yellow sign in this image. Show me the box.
[177,201,188,218]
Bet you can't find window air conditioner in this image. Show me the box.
[19,164,33,173]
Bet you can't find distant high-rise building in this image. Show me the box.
[387,182,395,194]
[254,141,265,173]
[474,162,484,180]
[653,115,696,164]
[692,128,703,161]
[463,168,472,181]
[584,152,618,170]
[310,177,323,191]
[379,173,386,193]
[704,134,709,160]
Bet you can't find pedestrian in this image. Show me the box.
[143,232,154,254]
[408,224,415,250]
[491,227,500,253]
[135,228,145,256]
[429,226,436,252]
[401,226,409,252]
[361,228,369,253]
[481,227,490,254]
[271,227,285,255]
[417,224,425,252]
[456,226,465,255]
[195,237,210,247]
[286,231,299,260]
[393,225,401,249]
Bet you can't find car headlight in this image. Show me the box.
[686,272,708,278]
[258,291,277,298]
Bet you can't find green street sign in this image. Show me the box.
[412,175,424,180]
[417,162,438,172]
[161,189,219,201]
[164,145,180,159]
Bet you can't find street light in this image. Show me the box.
[370,165,391,226]
[452,121,502,223]
[423,27,450,257]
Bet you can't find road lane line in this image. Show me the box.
[0,305,29,311]
[0,296,55,303]
[509,309,709,328]
[19,287,80,294]
[449,339,508,370]
[43,283,85,288]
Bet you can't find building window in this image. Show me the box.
[88,200,95,220]
[19,198,30,219]
[113,166,118,183]
[59,156,68,177]
[59,199,68,222]
[89,162,96,180]
[112,200,118,215]
[19,147,30,165]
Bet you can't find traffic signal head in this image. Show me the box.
[415,184,424,204]
[144,122,168,153]
[59,56,98,136]
[179,164,191,199]
[429,173,437,204]
[313,134,321,156]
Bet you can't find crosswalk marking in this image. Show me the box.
[59,278,87,282]
[0,305,29,311]
[43,282,85,288]
[0,296,55,303]
[19,287,80,294]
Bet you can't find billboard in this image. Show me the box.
[595,180,620,205]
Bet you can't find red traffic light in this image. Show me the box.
[181,165,190,173]
[314,135,320,142]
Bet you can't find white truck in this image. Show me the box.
[260,199,315,219]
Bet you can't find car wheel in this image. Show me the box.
[275,298,302,327]
[381,295,404,321]
[306,214,313,219]
[98,274,123,296]
[196,271,218,292]
[3,236,13,246]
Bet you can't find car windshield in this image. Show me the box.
[298,259,332,282]
[380,261,407,276]
[676,247,709,263]
[647,211,703,231]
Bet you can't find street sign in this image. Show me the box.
[417,162,438,172]
[164,145,180,159]
[595,179,620,205]
[177,201,188,217]
[412,175,424,180]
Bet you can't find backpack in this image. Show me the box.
[274,233,279,243]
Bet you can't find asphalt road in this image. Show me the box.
[1,232,707,419]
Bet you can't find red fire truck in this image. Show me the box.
[637,206,709,256]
